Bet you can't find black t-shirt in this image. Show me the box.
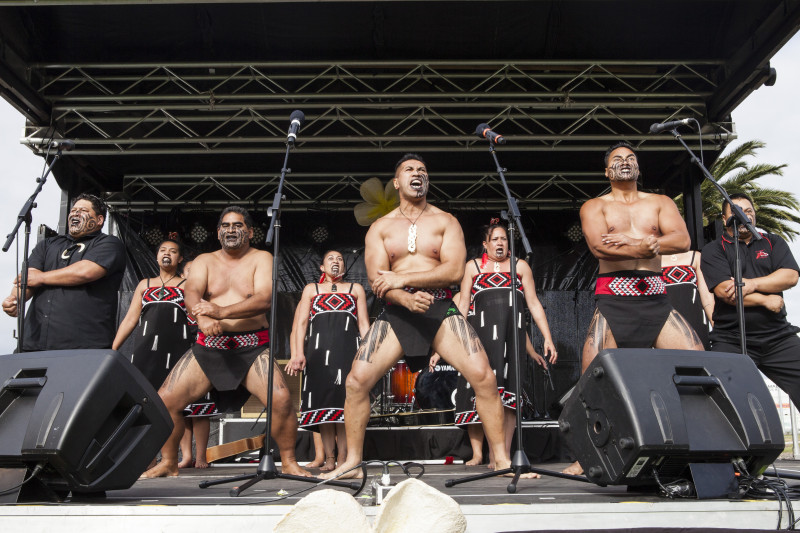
[23,231,126,351]
[701,231,800,341]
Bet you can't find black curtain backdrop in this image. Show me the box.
[111,211,597,418]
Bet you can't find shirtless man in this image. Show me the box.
[563,141,703,475]
[141,206,308,478]
[323,154,536,480]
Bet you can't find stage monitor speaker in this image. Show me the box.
[0,350,173,497]
[558,349,783,487]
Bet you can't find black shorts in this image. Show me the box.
[377,297,460,373]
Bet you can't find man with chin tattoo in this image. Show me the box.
[322,153,535,481]
[2,193,125,351]
[140,206,308,478]
[562,141,703,476]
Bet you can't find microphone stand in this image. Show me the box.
[2,146,65,353]
[446,143,582,492]
[199,136,362,497]
[667,126,759,355]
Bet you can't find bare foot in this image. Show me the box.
[320,460,364,480]
[177,458,194,469]
[465,456,482,466]
[494,460,541,479]
[140,461,179,478]
[280,461,312,477]
[562,461,583,476]
[320,457,336,472]
[487,462,494,470]
[305,458,325,468]
[195,459,209,469]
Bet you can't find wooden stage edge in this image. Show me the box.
[1,460,799,532]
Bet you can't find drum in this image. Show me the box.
[413,363,458,410]
[390,360,418,405]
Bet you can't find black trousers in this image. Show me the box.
[712,333,800,408]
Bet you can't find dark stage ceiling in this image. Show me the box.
[0,1,799,235]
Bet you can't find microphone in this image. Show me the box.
[287,110,305,144]
[649,118,693,134]
[50,139,76,151]
[475,123,506,145]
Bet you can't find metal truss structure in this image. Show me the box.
[18,60,735,212]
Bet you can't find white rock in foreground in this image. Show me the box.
[273,488,371,533]
[374,478,466,533]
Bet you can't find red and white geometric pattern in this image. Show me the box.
[595,274,666,296]
[661,265,697,285]
[141,286,196,325]
[309,292,357,318]
[197,329,269,350]
[468,272,523,315]
[472,272,524,292]
[299,407,345,427]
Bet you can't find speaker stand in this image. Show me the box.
[0,467,67,503]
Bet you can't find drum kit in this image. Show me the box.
[370,359,458,426]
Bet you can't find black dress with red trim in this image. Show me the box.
[662,259,710,349]
[129,280,217,417]
[455,265,525,426]
[298,284,359,429]
[131,279,196,388]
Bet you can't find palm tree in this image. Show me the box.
[677,140,800,241]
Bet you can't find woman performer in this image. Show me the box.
[113,238,213,468]
[661,250,714,350]
[454,220,557,466]
[286,250,370,471]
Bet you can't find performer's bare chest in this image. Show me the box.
[383,220,444,266]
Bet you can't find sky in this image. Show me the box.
[0,35,799,354]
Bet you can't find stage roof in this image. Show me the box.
[0,1,798,217]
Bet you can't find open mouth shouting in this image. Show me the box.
[331,264,340,275]
[161,256,172,266]
[409,174,428,196]
[609,160,639,181]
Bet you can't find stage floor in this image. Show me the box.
[2,460,798,532]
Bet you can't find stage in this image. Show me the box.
[1,459,796,532]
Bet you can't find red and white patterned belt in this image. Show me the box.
[403,287,453,300]
[197,329,270,350]
[595,273,666,296]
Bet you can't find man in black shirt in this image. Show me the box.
[701,192,800,406]
[2,193,125,351]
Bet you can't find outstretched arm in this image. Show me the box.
[456,262,475,317]
[112,279,147,350]
[286,285,313,376]
[693,252,715,324]
[518,261,557,363]
[353,283,371,339]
